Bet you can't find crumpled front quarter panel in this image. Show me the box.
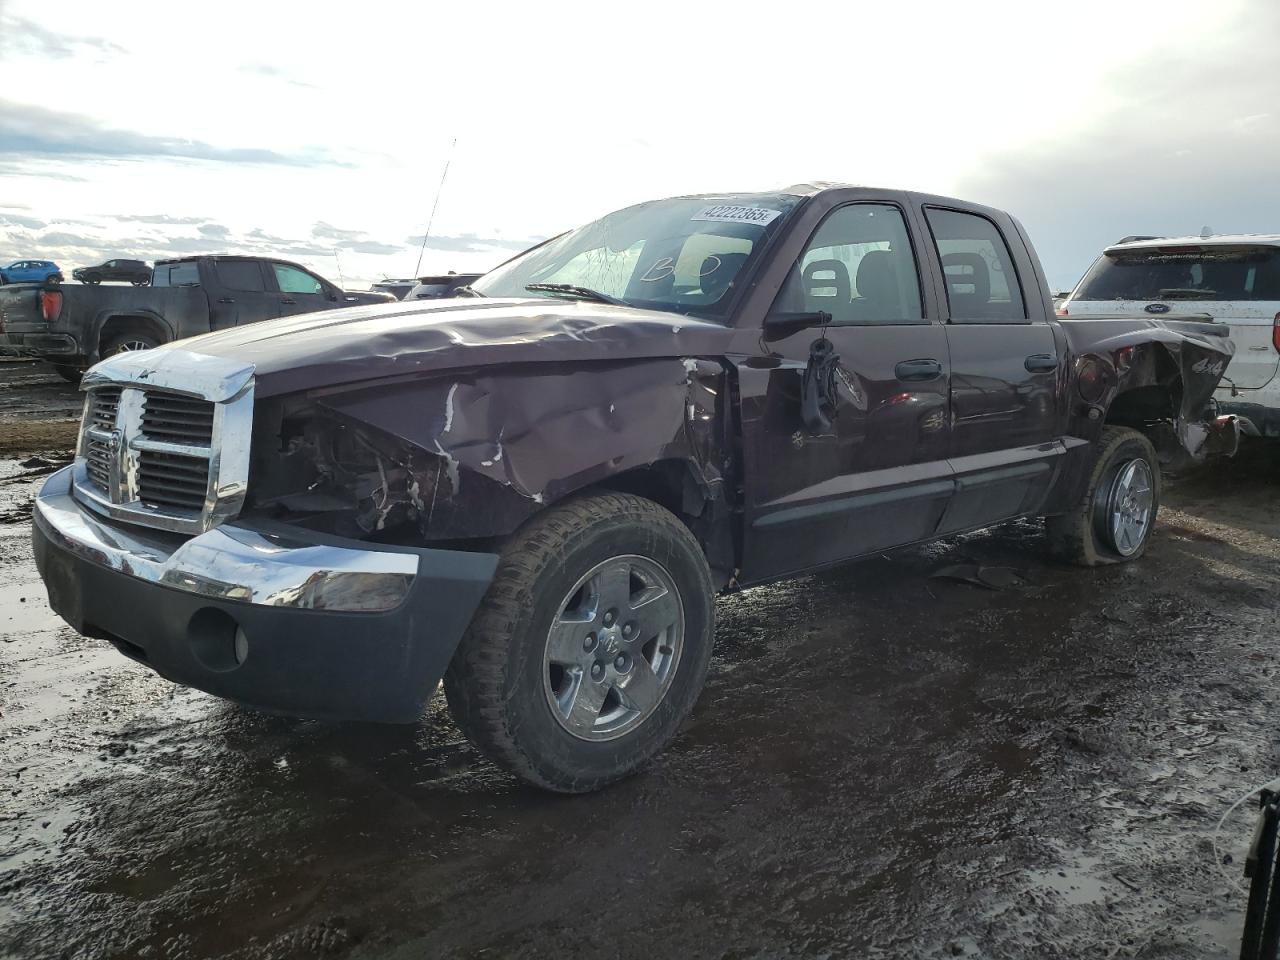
[311,357,729,540]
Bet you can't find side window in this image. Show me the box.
[769,203,923,325]
[216,260,266,292]
[925,208,1027,322]
[273,264,325,295]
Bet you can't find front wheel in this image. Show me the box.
[1046,426,1161,566]
[444,493,715,793]
[50,363,84,384]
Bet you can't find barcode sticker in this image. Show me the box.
[691,204,782,227]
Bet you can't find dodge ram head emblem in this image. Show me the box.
[1144,303,1171,314]
[106,429,123,453]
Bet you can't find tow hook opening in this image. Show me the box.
[188,608,249,673]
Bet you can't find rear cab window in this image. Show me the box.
[1077,245,1280,301]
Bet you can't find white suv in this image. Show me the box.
[1062,235,1280,438]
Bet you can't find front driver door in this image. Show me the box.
[739,200,953,583]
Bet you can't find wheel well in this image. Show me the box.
[1105,347,1184,430]
[1105,384,1178,428]
[594,460,737,589]
[98,315,169,355]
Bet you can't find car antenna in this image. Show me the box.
[414,138,456,277]
[333,249,346,289]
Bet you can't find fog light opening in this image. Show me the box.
[188,607,246,673]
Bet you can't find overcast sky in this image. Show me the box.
[0,0,1275,291]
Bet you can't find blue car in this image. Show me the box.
[0,259,62,284]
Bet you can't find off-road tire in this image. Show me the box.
[51,363,83,384]
[1046,426,1161,566]
[101,331,161,357]
[443,493,715,793]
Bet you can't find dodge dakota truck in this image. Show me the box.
[0,254,393,381]
[31,184,1240,793]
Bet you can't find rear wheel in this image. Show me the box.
[444,493,715,793]
[1046,426,1160,566]
[101,331,161,357]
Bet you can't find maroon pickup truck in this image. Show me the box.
[31,184,1239,792]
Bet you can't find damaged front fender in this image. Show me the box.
[246,358,731,546]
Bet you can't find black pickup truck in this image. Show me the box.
[31,185,1240,793]
[0,254,393,380]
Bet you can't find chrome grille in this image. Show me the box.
[82,387,120,495]
[71,350,254,536]
[89,387,121,431]
[140,393,215,445]
[137,450,210,510]
[135,392,214,512]
[84,436,112,491]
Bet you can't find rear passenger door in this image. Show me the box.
[271,263,333,317]
[919,206,1062,533]
[209,260,278,329]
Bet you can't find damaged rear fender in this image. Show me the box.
[1063,321,1235,462]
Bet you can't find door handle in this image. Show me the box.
[281,298,297,304]
[894,359,943,382]
[217,297,235,304]
[1025,353,1058,373]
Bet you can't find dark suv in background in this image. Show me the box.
[406,273,483,299]
[73,259,152,285]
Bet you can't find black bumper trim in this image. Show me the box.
[33,514,498,724]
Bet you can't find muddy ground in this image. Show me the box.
[1,358,1278,959]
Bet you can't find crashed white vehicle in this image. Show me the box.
[1063,235,1280,438]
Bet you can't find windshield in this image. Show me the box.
[472,194,802,317]
[1077,246,1280,301]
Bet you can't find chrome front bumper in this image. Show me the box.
[32,466,499,723]
[35,466,414,613]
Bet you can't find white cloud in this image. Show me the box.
[0,0,1261,288]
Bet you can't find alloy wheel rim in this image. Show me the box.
[1105,458,1154,556]
[542,554,684,741]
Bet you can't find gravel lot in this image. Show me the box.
[1,358,1278,959]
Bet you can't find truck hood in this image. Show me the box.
[164,298,735,398]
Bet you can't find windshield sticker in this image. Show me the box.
[691,205,781,227]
